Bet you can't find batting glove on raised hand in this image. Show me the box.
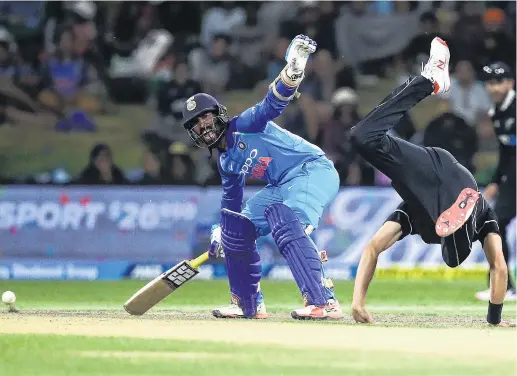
[281,34,317,86]
[208,225,225,259]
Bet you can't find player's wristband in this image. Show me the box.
[270,74,299,101]
[487,301,503,324]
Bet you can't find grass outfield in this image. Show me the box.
[0,280,515,376]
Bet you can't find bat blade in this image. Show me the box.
[123,260,199,316]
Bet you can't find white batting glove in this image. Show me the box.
[208,225,225,259]
[281,34,317,86]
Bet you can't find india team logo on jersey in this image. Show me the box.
[238,141,247,151]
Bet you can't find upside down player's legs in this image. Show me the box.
[351,76,434,144]
[350,77,442,218]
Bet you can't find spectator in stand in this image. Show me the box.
[256,1,295,52]
[200,2,246,49]
[75,143,128,185]
[279,2,336,100]
[162,142,196,185]
[281,58,326,142]
[66,2,98,59]
[155,2,202,46]
[267,37,290,82]
[14,47,44,100]
[279,2,337,57]
[144,58,202,147]
[138,147,165,185]
[229,2,268,88]
[423,98,479,173]
[38,28,101,116]
[65,1,117,113]
[0,30,17,80]
[442,59,492,127]
[0,28,56,128]
[319,87,374,186]
[476,112,499,153]
[473,8,516,69]
[452,1,485,60]
[400,11,440,76]
[191,33,240,96]
[106,2,146,58]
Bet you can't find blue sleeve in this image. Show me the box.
[218,165,245,213]
[235,79,298,133]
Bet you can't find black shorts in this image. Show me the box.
[386,197,500,268]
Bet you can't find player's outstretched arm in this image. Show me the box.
[236,35,317,133]
[482,233,515,327]
[352,221,402,323]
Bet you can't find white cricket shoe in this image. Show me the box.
[291,299,344,320]
[475,288,517,302]
[212,293,268,319]
[421,37,451,95]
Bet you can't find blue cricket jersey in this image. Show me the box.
[217,80,326,213]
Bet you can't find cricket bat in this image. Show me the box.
[123,251,210,315]
[123,225,316,316]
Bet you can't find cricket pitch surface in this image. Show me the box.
[0,280,515,375]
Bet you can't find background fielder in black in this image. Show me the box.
[479,62,516,297]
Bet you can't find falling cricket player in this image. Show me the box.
[180,35,343,320]
[349,37,514,327]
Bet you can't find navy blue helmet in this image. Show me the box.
[181,93,230,148]
[482,62,514,82]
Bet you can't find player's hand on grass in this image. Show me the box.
[351,304,375,324]
[489,320,516,328]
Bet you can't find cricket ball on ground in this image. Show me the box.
[2,290,16,305]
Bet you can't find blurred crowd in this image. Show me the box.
[0,1,515,186]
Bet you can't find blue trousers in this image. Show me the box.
[242,157,339,237]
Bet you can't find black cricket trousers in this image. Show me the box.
[350,76,480,267]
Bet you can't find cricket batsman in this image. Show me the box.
[181,35,343,320]
[349,37,514,327]
[475,62,516,302]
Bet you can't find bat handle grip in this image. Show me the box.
[188,226,312,270]
[189,251,209,269]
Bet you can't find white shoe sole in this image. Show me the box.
[431,37,450,94]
